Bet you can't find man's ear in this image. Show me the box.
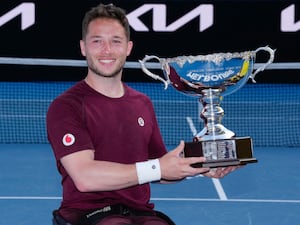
[80,40,86,57]
[127,41,133,56]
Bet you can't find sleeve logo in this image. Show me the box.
[62,133,75,146]
[138,117,145,127]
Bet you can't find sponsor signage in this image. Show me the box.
[0,1,299,82]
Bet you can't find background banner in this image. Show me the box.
[0,0,299,82]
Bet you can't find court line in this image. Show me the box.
[0,196,62,200]
[186,116,228,200]
[186,116,197,136]
[1,57,300,70]
[152,198,300,203]
[211,178,228,200]
[1,196,300,203]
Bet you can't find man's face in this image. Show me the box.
[80,18,133,78]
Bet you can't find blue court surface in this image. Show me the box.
[0,144,299,225]
[0,82,300,225]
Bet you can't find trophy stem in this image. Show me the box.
[195,88,235,142]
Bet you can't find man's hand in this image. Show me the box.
[159,141,243,181]
[159,141,210,181]
[202,165,243,179]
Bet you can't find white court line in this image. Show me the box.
[0,196,61,200]
[1,196,300,203]
[186,117,198,136]
[211,178,228,200]
[152,197,300,203]
[186,116,228,200]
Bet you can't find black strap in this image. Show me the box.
[79,204,157,225]
[78,205,119,225]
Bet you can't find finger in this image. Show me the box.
[208,166,236,178]
[202,168,224,178]
[171,140,185,156]
[182,165,210,178]
[185,156,207,165]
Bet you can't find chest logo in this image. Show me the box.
[138,117,145,127]
[62,133,75,146]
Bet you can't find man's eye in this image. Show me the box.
[112,39,122,44]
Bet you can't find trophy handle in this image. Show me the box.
[139,55,170,89]
[250,46,275,82]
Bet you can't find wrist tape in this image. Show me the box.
[135,159,161,184]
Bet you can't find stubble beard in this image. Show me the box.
[87,58,123,78]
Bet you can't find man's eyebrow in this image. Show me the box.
[89,35,102,38]
[89,35,124,39]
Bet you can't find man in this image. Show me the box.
[47,3,237,225]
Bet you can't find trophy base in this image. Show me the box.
[184,137,257,168]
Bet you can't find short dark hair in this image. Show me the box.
[82,3,130,41]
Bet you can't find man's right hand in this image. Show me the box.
[159,141,210,181]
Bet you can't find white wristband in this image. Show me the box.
[135,159,161,185]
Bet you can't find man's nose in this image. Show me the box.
[102,42,111,53]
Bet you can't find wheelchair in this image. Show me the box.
[52,208,176,225]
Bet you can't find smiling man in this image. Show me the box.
[47,3,236,225]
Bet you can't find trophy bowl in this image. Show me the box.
[139,46,275,168]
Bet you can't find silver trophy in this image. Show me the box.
[139,46,275,168]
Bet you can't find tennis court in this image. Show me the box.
[0,81,300,225]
